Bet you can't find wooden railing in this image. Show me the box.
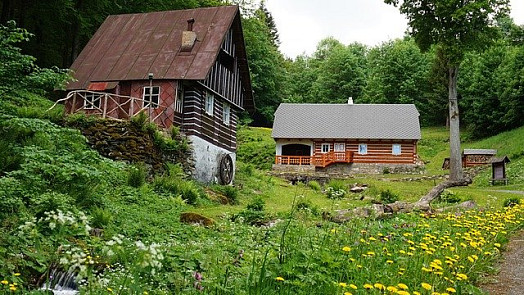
[275,155,312,166]
[275,151,353,168]
[49,90,173,129]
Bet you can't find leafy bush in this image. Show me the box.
[91,207,113,229]
[233,196,270,225]
[503,197,521,207]
[127,164,147,188]
[379,189,399,204]
[214,185,239,205]
[326,179,347,199]
[307,180,321,191]
[152,176,204,205]
[246,196,265,211]
[439,189,461,203]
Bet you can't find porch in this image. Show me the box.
[49,90,176,129]
[275,151,353,168]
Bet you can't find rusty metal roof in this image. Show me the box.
[66,5,253,110]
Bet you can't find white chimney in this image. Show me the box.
[348,97,353,104]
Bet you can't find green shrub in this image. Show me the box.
[91,207,112,228]
[152,176,204,205]
[233,196,269,225]
[216,185,239,205]
[246,196,265,211]
[439,189,461,203]
[127,164,147,188]
[326,179,347,199]
[503,197,521,207]
[379,189,399,204]
[31,192,75,217]
[307,180,321,191]
[326,179,346,192]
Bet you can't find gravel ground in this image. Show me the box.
[481,230,524,295]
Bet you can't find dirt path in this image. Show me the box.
[481,230,524,295]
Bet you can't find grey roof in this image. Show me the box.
[463,149,497,155]
[271,103,421,140]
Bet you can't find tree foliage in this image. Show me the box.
[384,0,510,181]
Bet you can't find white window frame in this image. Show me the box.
[358,143,368,155]
[321,143,330,153]
[84,92,101,110]
[334,143,345,152]
[392,144,402,155]
[175,83,184,113]
[143,86,160,108]
[222,102,230,125]
[205,92,214,115]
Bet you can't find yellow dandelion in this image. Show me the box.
[421,282,432,290]
[397,291,410,295]
[107,287,113,292]
[1,280,8,285]
[275,277,285,282]
[413,292,421,295]
[339,282,347,288]
[342,246,351,252]
[387,286,398,292]
[344,292,353,295]
[13,273,20,277]
[446,287,456,293]
[9,286,17,291]
[387,260,394,264]
[364,283,374,289]
[494,243,501,248]
[397,283,409,290]
[374,283,385,290]
[349,284,357,289]
[456,273,468,280]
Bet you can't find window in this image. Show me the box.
[222,102,230,125]
[84,92,101,109]
[143,86,160,108]
[321,143,330,153]
[392,144,401,155]
[205,92,214,115]
[358,144,368,155]
[175,83,184,113]
[334,143,345,152]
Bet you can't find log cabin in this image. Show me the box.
[61,6,254,184]
[271,103,422,174]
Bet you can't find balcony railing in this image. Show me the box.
[49,90,173,129]
[275,151,353,168]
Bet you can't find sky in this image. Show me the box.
[264,0,524,59]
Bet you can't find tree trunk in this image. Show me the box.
[448,66,463,181]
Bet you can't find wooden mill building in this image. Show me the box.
[63,6,254,184]
[271,103,422,173]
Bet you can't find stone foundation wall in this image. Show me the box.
[272,162,424,176]
[66,119,193,174]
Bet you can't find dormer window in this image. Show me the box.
[143,86,160,108]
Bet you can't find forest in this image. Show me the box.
[1,0,523,136]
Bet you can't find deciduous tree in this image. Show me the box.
[384,0,510,181]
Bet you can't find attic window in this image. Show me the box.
[143,86,160,108]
